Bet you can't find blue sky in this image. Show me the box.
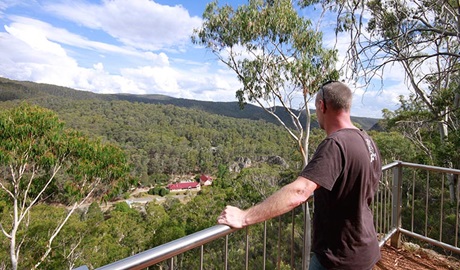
[0,0,408,118]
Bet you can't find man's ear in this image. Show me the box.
[320,101,326,113]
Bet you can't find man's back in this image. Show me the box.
[301,128,381,269]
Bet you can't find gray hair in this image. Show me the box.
[317,81,353,111]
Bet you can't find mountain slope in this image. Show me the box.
[0,77,379,130]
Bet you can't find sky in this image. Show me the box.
[0,0,410,118]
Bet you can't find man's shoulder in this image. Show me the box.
[328,128,365,141]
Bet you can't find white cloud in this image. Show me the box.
[0,0,20,12]
[5,21,67,57]
[0,3,202,97]
[350,82,403,118]
[318,19,412,118]
[0,18,171,95]
[166,61,241,101]
[5,16,171,62]
[0,22,81,85]
[45,0,203,51]
[120,65,179,94]
[0,0,408,119]
[0,0,229,100]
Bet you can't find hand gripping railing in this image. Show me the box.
[75,201,312,270]
[75,161,460,269]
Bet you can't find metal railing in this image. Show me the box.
[76,161,460,270]
[380,161,460,254]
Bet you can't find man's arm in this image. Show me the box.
[217,176,319,228]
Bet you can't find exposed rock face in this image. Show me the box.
[266,156,289,168]
[229,156,288,173]
[229,157,252,173]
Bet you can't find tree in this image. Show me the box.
[192,1,338,265]
[310,0,459,199]
[0,104,129,270]
[192,0,338,167]
[369,130,417,163]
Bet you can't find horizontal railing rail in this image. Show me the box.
[395,161,460,174]
[76,200,312,270]
[75,161,460,270]
[96,225,237,270]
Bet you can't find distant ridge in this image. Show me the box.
[0,77,379,130]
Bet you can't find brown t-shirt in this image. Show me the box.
[300,128,381,270]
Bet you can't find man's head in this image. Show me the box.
[316,81,353,112]
[315,81,354,131]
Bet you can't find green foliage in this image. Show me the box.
[60,99,299,176]
[369,131,416,163]
[0,77,378,130]
[148,187,160,196]
[0,103,130,204]
[0,63,446,269]
[0,103,64,167]
[322,0,460,169]
[193,0,338,105]
[158,188,169,197]
[112,202,133,213]
[83,202,104,223]
[146,173,170,187]
[0,103,130,270]
[0,77,380,181]
[379,91,460,167]
[193,0,339,167]
[148,187,169,197]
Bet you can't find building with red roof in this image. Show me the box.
[167,181,200,191]
[199,174,213,186]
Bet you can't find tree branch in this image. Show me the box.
[17,164,61,226]
[0,222,12,239]
[33,178,101,270]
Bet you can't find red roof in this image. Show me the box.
[167,182,200,190]
[200,174,212,181]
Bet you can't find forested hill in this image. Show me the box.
[0,77,293,182]
[0,77,379,130]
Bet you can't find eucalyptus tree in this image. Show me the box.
[192,1,338,266]
[307,0,459,198]
[0,104,129,270]
[192,0,338,167]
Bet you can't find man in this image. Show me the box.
[217,81,381,269]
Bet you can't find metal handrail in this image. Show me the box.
[77,200,314,269]
[378,160,460,253]
[75,161,460,270]
[383,160,460,174]
[96,225,237,270]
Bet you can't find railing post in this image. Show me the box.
[390,163,403,248]
[302,202,311,270]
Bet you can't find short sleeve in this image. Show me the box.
[299,138,343,191]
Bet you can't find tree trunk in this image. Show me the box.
[439,113,457,202]
[11,195,19,270]
[10,234,18,270]
[447,172,458,203]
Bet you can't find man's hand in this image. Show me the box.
[217,205,247,229]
